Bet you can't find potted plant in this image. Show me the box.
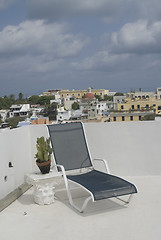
[35,136,53,174]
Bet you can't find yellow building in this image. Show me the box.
[43,88,109,99]
[117,99,161,115]
[110,111,155,122]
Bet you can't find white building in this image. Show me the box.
[157,87,161,99]
[113,96,126,110]
[127,90,156,99]
[70,109,83,120]
[9,104,30,118]
[30,105,44,115]
[57,107,71,121]
[50,95,62,106]
[0,110,9,122]
[96,102,110,115]
[63,99,75,111]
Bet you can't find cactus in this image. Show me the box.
[35,136,53,163]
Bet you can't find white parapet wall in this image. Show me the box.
[0,121,161,202]
[84,121,161,176]
[0,125,49,200]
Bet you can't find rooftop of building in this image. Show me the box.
[1,120,161,240]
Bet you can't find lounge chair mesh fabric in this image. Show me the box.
[48,122,92,171]
[47,122,137,202]
[68,170,137,200]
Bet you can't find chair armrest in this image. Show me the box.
[56,164,67,178]
[93,158,110,174]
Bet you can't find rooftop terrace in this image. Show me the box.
[0,121,161,240]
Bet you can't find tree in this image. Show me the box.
[114,92,124,96]
[42,102,57,120]
[104,95,113,101]
[6,116,26,128]
[0,96,14,109]
[38,96,55,106]
[95,95,102,101]
[28,95,40,105]
[9,94,15,101]
[72,102,80,110]
[18,93,24,101]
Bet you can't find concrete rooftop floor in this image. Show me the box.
[0,175,161,240]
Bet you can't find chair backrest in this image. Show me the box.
[47,122,93,171]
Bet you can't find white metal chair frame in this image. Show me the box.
[47,124,134,213]
[55,159,133,213]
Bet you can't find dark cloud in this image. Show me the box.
[27,0,136,22]
[27,0,161,23]
[0,0,17,10]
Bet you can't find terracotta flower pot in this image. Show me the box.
[36,159,51,174]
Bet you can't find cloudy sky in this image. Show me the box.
[0,0,161,96]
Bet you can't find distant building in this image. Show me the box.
[30,105,44,115]
[0,110,9,122]
[43,89,61,96]
[117,99,161,115]
[79,91,110,121]
[127,89,156,100]
[9,104,30,118]
[43,87,109,99]
[110,111,155,122]
[30,117,51,125]
[63,98,76,111]
[57,108,71,122]
[157,87,161,99]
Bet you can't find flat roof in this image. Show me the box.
[0,175,161,240]
[1,121,161,239]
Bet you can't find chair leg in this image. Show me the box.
[79,196,92,213]
[58,164,92,212]
[116,194,133,204]
[67,195,92,213]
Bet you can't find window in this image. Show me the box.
[122,116,125,121]
[131,105,134,110]
[78,94,80,96]
[146,104,149,108]
[130,116,133,121]
[113,117,116,121]
[139,116,141,121]
[121,105,124,109]
[158,106,161,110]
[61,94,63,97]
[137,105,140,109]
